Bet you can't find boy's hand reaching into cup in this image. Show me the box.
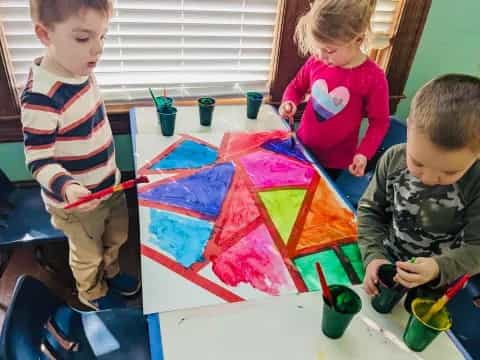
[65,183,101,212]
[394,257,440,288]
[349,154,368,177]
[364,258,391,296]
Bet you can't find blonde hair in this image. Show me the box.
[295,0,377,56]
[30,0,112,27]
[410,74,480,152]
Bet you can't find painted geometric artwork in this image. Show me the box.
[137,130,363,313]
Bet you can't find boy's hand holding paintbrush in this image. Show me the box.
[65,184,101,212]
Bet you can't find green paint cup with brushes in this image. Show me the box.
[371,264,406,314]
[198,97,216,126]
[246,91,263,119]
[403,298,452,352]
[321,285,362,339]
[157,106,177,137]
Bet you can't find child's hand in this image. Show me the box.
[279,101,297,125]
[364,258,391,296]
[65,183,101,212]
[394,257,440,288]
[348,154,368,177]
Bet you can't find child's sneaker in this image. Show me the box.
[106,273,141,297]
[79,289,126,311]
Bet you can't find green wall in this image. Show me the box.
[396,0,480,120]
[0,135,134,182]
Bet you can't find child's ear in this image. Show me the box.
[34,23,51,46]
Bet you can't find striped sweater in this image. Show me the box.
[21,58,120,208]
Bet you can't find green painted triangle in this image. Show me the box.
[259,189,306,244]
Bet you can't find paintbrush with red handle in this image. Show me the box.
[316,262,333,306]
[64,176,149,210]
[422,273,470,323]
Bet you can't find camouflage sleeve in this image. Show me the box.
[357,148,394,266]
[433,183,480,287]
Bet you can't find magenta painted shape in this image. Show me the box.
[212,224,293,295]
[240,150,314,189]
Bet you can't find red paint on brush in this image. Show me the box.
[316,262,333,306]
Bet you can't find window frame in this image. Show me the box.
[0,0,431,142]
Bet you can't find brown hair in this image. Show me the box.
[295,0,377,56]
[410,74,480,152]
[30,0,112,27]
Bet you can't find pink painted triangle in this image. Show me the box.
[240,149,315,189]
[211,223,296,295]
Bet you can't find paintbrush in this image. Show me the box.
[283,103,295,148]
[422,273,470,323]
[148,88,160,108]
[64,176,149,210]
[316,262,333,306]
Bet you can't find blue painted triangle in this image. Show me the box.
[262,138,308,163]
[139,162,235,218]
[151,139,218,171]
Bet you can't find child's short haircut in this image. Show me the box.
[410,74,480,152]
[295,0,377,56]
[30,0,112,27]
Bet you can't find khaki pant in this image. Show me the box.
[48,192,129,300]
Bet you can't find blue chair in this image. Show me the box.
[0,170,67,278]
[335,117,407,208]
[447,274,480,360]
[0,275,151,360]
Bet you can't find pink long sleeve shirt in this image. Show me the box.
[282,56,390,169]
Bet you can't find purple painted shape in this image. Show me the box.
[262,138,308,163]
[240,150,314,189]
[139,162,234,218]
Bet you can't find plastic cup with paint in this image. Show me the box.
[246,91,264,119]
[198,97,216,126]
[371,264,407,313]
[322,285,362,339]
[157,106,177,136]
[403,298,452,352]
[155,96,174,112]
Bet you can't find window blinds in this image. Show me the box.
[0,0,400,102]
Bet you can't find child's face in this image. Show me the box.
[406,124,478,186]
[36,8,109,77]
[312,37,362,67]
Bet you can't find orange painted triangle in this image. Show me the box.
[295,177,357,254]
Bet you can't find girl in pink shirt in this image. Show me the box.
[280,0,390,179]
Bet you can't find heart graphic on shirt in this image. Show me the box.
[311,79,350,121]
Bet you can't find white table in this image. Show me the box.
[149,286,462,360]
[129,105,464,360]
[130,104,286,137]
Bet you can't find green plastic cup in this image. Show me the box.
[322,285,362,339]
[155,96,173,112]
[198,97,216,126]
[157,106,177,136]
[371,264,406,313]
[246,91,264,119]
[403,298,452,352]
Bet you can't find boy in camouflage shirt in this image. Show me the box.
[358,74,480,297]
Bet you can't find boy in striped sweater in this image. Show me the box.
[21,0,140,310]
